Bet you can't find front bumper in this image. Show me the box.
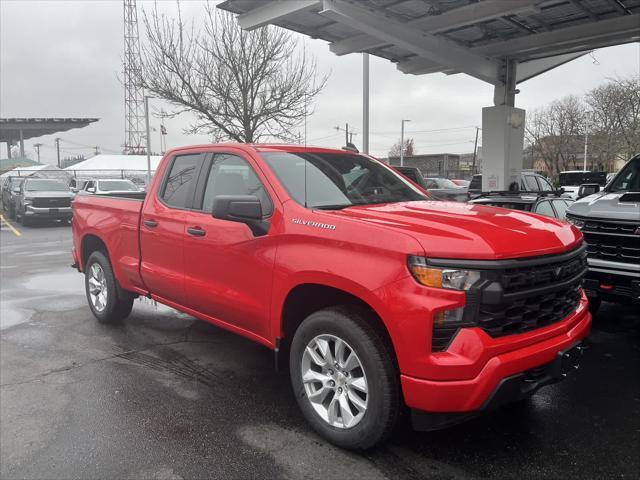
[583,269,640,303]
[411,341,586,430]
[25,206,72,219]
[400,298,591,414]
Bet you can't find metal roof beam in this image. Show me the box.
[516,51,587,82]
[237,0,320,31]
[398,14,640,74]
[320,0,499,83]
[329,0,542,56]
[568,0,599,21]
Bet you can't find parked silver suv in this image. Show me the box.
[566,154,640,312]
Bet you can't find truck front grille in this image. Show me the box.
[581,219,640,264]
[430,246,587,351]
[32,198,70,208]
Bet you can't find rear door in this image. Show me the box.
[140,152,205,305]
[182,151,277,340]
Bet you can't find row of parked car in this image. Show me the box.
[394,167,613,221]
[0,176,142,226]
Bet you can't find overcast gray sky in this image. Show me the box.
[1,0,639,164]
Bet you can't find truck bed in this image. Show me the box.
[72,194,147,294]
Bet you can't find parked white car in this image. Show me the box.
[83,179,141,195]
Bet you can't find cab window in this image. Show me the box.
[200,154,273,216]
[161,154,203,208]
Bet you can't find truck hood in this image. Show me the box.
[333,201,582,260]
[24,191,74,199]
[568,191,640,222]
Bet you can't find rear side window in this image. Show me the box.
[200,154,273,216]
[523,174,539,191]
[469,175,481,190]
[552,199,570,219]
[537,176,554,191]
[534,200,555,217]
[161,154,202,208]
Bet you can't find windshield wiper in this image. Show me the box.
[313,204,353,210]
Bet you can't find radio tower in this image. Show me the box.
[123,0,145,154]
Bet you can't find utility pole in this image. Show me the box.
[362,53,369,154]
[583,131,589,172]
[33,143,42,163]
[94,146,100,156]
[400,119,411,167]
[345,123,349,146]
[472,127,480,174]
[55,138,61,168]
[144,95,152,186]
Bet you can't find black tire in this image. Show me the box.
[21,215,31,227]
[289,306,400,450]
[588,296,601,315]
[84,251,134,324]
[8,204,16,220]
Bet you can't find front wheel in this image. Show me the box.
[85,251,133,324]
[289,306,400,450]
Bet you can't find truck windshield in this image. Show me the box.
[608,157,639,193]
[261,151,427,209]
[98,180,138,191]
[24,179,69,192]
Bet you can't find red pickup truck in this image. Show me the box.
[72,144,591,449]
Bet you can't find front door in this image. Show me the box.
[183,152,277,340]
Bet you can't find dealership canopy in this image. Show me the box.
[219,0,640,190]
[0,118,99,159]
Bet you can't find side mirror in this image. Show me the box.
[87,187,96,193]
[71,187,79,193]
[577,183,600,199]
[212,195,270,236]
[12,187,20,194]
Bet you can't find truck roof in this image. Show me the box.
[163,143,360,157]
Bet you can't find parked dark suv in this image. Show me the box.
[1,176,25,219]
[15,178,74,226]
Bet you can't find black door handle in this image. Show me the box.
[143,219,158,228]
[187,227,206,237]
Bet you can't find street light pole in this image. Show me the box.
[144,95,152,186]
[400,119,411,167]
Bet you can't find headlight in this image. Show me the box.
[408,256,481,290]
[566,216,584,229]
[23,198,33,206]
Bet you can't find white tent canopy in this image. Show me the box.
[65,154,163,172]
[0,164,67,180]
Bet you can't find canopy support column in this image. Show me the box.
[482,59,526,191]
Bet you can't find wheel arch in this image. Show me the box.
[278,282,398,368]
[80,233,110,271]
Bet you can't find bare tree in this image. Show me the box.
[586,76,640,163]
[388,137,415,158]
[138,2,327,143]
[526,76,640,178]
[525,95,587,178]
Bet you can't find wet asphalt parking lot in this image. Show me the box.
[1,219,639,480]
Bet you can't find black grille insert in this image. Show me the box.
[32,197,71,208]
[581,219,640,264]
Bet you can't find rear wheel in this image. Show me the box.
[8,203,16,220]
[290,306,400,450]
[85,251,133,324]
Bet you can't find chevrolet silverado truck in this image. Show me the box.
[72,144,592,449]
[566,154,640,312]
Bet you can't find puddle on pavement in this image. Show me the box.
[0,302,33,330]
[22,269,84,294]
